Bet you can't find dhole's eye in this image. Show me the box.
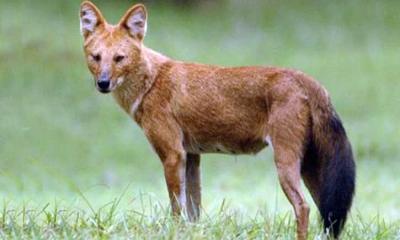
[91,54,101,62]
[114,55,125,63]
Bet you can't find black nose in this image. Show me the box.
[97,80,110,90]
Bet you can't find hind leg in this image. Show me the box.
[273,145,310,240]
[268,98,310,240]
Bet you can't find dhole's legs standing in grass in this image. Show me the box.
[144,129,201,221]
[140,114,200,221]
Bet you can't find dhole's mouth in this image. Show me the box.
[97,88,111,94]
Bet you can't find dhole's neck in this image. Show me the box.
[112,46,170,119]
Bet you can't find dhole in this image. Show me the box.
[79,2,355,239]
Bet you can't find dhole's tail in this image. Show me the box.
[296,73,356,238]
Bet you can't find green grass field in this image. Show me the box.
[0,0,399,239]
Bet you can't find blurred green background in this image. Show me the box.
[0,0,399,230]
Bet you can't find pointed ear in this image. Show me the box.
[119,4,147,41]
[79,1,105,38]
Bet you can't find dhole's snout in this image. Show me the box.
[96,72,111,93]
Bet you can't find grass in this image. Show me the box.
[0,198,399,239]
[0,0,400,238]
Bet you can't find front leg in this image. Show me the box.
[162,150,187,216]
[186,153,201,221]
[142,117,187,218]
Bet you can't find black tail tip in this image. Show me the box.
[321,211,347,238]
[320,164,355,238]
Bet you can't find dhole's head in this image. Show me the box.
[79,1,147,93]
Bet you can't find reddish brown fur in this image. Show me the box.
[79,2,347,239]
